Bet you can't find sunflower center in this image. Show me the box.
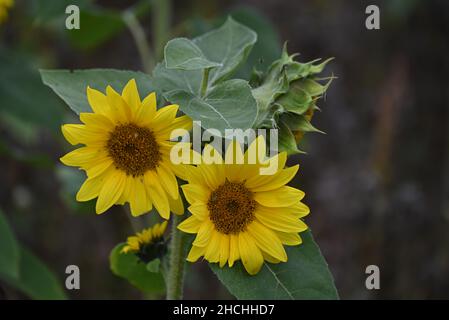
[207,180,256,234]
[107,123,161,176]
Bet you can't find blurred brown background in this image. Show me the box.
[1,0,448,299]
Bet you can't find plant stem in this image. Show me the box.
[200,68,211,97]
[166,214,186,300]
[122,10,154,73]
[152,0,171,61]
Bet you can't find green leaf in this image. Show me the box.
[281,113,325,134]
[0,50,64,131]
[210,231,338,299]
[164,79,258,132]
[277,120,302,155]
[231,7,282,78]
[110,243,165,294]
[165,38,222,71]
[0,210,20,280]
[146,259,161,273]
[4,246,67,300]
[193,17,257,84]
[40,69,155,114]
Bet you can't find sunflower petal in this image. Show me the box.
[177,216,201,233]
[253,186,305,207]
[87,86,109,115]
[121,79,141,111]
[192,219,214,247]
[129,177,152,217]
[96,170,126,214]
[246,165,299,192]
[145,172,170,219]
[247,221,287,262]
[228,234,240,267]
[238,232,263,275]
[156,163,179,199]
[186,245,205,262]
[255,205,308,233]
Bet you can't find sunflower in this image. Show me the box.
[0,0,13,23]
[178,137,310,275]
[121,221,168,263]
[60,79,192,218]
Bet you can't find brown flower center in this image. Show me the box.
[207,180,256,234]
[107,123,161,176]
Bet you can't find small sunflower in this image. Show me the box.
[121,221,168,263]
[0,0,13,23]
[178,137,310,275]
[60,79,192,218]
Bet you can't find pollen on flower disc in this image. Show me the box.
[107,123,161,176]
[207,180,256,234]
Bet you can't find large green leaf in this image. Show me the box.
[164,79,258,132]
[0,50,64,131]
[0,210,20,280]
[4,246,67,300]
[210,231,338,299]
[193,17,257,84]
[40,69,155,114]
[110,243,165,294]
[165,38,222,71]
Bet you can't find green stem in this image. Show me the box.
[200,68,211,97]
[166,214,186,300]
[122,10,154,73]
[152,0,171,61]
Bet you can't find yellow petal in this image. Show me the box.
[219,234,230,268]
[155,115,192,138]
[168,193,184,215]
[246,165,299,192]
[275,231,303,246]
[181,184,210,204]
[76,175,103,202]
[186,245,205,263]
[134,92,156,125]
[262,251,281,264]
[238,232,263,275]
[228,234,240,267]
[96,170,126,214]
[61,124,105,146]
[121,79,141,111]
[151,104,179,131]
[85,158,113,179]
[177,216,201,234]
[188,203,209,221]
[60,146,102,167]
[255,205,308,233]
[192,219,214,247]
[156,163,179,199]
[247,221,287,262]
[204,231,220,263]
[129,177,152,217]
[106,85,131,121]
[253,186,305,207]
[198,163,225,190]
[80,112,114,131]
[245,135,266,165]
[145,172,170,219]
[87,86,110,115]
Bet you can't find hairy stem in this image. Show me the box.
[122,10,154,73]
[166,214,186,300]
[200,68,211,97]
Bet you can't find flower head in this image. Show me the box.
[60,79,192,218]
[178,137,309,275]
[121,221,168,263]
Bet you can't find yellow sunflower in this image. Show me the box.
[60,79,192,218]
[178,136,310,275]
[0,0,13,23]
[121,221,167,258]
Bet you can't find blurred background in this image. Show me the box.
[1,0,448,299]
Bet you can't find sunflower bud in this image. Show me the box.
[252,44,333,154]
